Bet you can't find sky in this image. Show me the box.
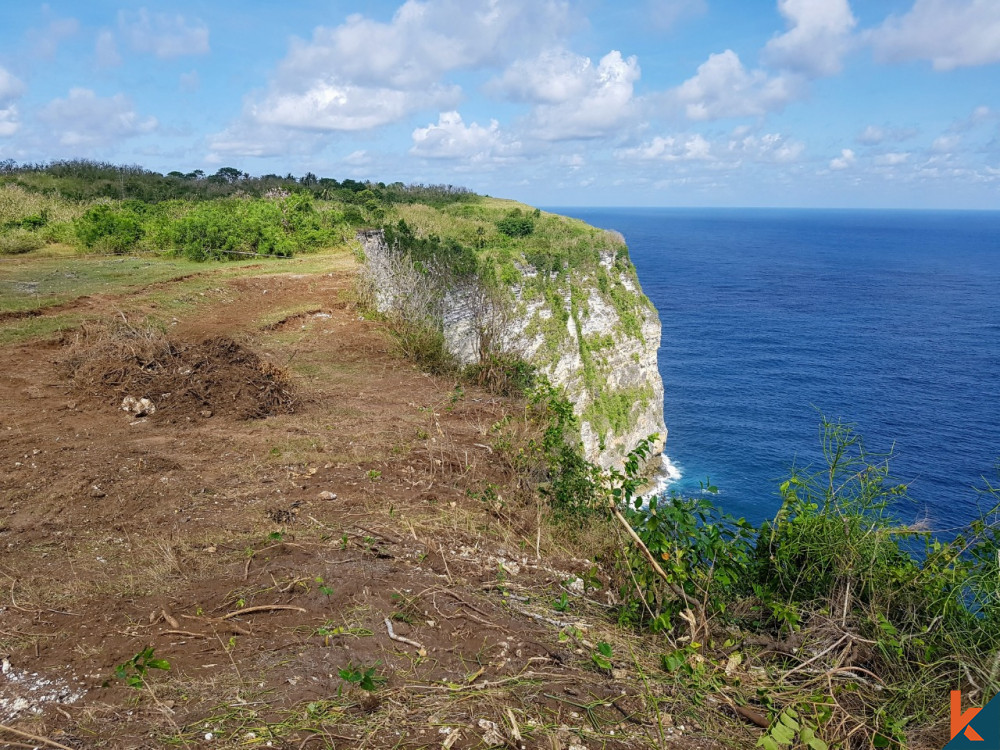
[1,1,999,208]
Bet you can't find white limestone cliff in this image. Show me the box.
[358,229,666,470]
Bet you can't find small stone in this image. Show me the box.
[478,719,504,746]
[90,485,106,498]
[318,491,337,500]
[200,409,213,418]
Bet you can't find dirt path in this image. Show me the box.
[0,255,724,749]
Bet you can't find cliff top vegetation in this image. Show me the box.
[0,159,629,279]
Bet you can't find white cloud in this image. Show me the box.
[118,9,209,59]
[618,134,714,162]
[277,0,569,90]
[343,150,372,166]
[0,68,25,137]
[492,48,597,104]
[830,148,855,169]
[252,82,460,132]
[673,50,800,120]
[26,12,79,59]
[857,125,885,145]
[729,132,805,163]
[764,0,857,76]
[874,152,910,166]
[619,130,804,165]
[238,0,569,137]
[410,111,520,163]
[95,30,122,68]
[931,134,960,152]
[510,50,641,140]
[38,89,157,148]
[868,0,1000,70]
[0,68,25,102]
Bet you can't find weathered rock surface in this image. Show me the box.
[358,228,666,469]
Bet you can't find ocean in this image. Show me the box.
[550,208,1000,531]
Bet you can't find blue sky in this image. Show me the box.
[1,1,998,208]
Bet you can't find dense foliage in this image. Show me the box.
[514,393,1000,748]
[0,159,479,259]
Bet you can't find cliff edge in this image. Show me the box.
[357,201,666,469]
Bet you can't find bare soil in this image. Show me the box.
[0,255,728,749]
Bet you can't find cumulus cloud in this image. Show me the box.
[38,89,157,148]
[118,9,210,59]
[829,148,855,169]
[0,68,25,137]
[252,82,460,132]
[410,111,520,163]
[764,0,857,76]
[728,132,805,163]
[868,0,1000,70]
[618,134,713,162]
[857,125,885,145]
[236,0,569,138]
[931,134,960,152]
[277,0,569,90]
[619,130,804,166]
[503,50,640,140]
[95,29,122,68]
[673,50,800,121]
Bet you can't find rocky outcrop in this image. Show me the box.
[357,226,666,470]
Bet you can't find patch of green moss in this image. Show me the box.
[582,385,654,445]
[595,266,643,339]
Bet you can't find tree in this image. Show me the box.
[213,167,244,184]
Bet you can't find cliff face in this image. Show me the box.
[358,223,666,470]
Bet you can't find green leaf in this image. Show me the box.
[757,737,780,750]
[872,734,890,748]
[779,713,800,732]
[771,723,795,745]
[806,739,828,750]
[146,659,170,671]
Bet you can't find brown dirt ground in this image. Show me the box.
[0,256,732,749]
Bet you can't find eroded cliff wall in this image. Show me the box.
[358,224,666,470]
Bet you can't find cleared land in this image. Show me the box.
[0,248,727,749]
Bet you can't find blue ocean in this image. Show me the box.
[551,208,1000,530]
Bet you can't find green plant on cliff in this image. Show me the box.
[591,417,1000,746]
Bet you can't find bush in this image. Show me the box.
[496,209,534,238]
[0,227,45,255]
[75,204,144,253]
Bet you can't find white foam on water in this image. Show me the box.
[645,453,682,498]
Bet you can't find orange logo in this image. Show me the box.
[953,691,984,742]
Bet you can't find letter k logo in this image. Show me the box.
[953,691,985,742]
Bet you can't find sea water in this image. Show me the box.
[550,208,1000,530]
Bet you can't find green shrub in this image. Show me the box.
[75,204,144,253]
[389,321,455,375]
[0,227,46,254]
[496,209,535,238]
